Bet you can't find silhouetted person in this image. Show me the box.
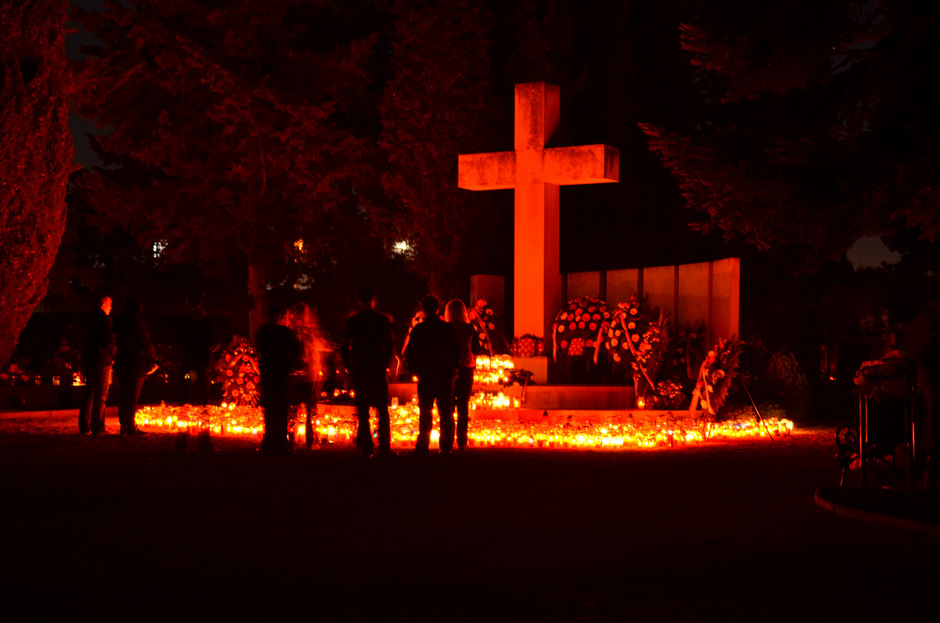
[446,298,480,451]
[255,305,303,455]
[114,299,158,436]
[288,302,331,449]
[78,294,116,435]
[186,297,220,406]
[341,287,394,459]
[404,295,460,456]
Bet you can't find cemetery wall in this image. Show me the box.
[564,257,740,347]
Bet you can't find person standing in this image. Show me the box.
[404,295,460,456]
[445,298,480,451]
[255,305,303,455]
[288,302,332,449]
[78,293,116,435]
[114,299,158,436]
[341,287,395,459]
[186,295,221,406]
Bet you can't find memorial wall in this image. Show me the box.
[566,257,740,347]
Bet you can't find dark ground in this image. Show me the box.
[1,415,938,622]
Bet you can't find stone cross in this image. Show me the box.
[458,82,619,342]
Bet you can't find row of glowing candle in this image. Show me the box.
[136,402,793,450]
[473,355,515,386]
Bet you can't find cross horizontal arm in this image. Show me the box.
[543,144,619,185]
[458,152,517,191]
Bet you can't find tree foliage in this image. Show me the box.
[68,0,377,284]
[0,0,73,367]
[640,0,940,268]
[371,0,505,298]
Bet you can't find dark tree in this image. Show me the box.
[640,0,940,269]
[0,0,73,367]
[371,0,505,299]
[69,0,377,336]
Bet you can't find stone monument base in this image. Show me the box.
[389,382,641,411]
[512,356,549,384]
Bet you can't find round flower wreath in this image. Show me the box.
[214,336,261,407]
[552,297,611,361]
[600,296,649,369]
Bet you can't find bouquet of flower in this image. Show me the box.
[651,379,684,409]
[552,297,611,362]
[599,296,669,398]
[600,297,647,371]
[214,336,261,406]
[694,336,742,415]
[511,334,544,358]
[470,299,507,356]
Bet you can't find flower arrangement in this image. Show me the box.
[0,363,37,386]
[651,380,685,409]
[631,312,667,377]
[693,336,742,415]
[214,336,261,407]
[599,296,647,370]
[597,295,670,402]
[511,334,544,358]
[552,297,611,362]
[469,299,503,356]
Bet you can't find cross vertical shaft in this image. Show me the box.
[458,82,619,344]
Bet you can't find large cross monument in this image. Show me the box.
[459,82,619,344]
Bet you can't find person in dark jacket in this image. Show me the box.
[78,294,116,435]
[404,295,460,456]
[255,305,303,455]
[341,287,395,459]
[446,298,481,451]
[187,298,221,406]
[114,299,158,436]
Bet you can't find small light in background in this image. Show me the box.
[392,240,412,256]
[152,239,168,260]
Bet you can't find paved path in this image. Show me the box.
[0,416,938,621]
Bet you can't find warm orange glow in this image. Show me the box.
[458,82,619,340]
[636,397,646,409]
[136,403,793,450]
[473,354,515,385]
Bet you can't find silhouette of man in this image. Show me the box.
[255,305,303,454]
[187,294,220,406]
[341,287,395,459]
[445,298,481,451]
[404,295,460,456]
[114,299,158,436]
[78,294,116,435]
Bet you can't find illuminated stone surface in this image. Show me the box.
[569,258,741,346]
[459,82,619,341]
